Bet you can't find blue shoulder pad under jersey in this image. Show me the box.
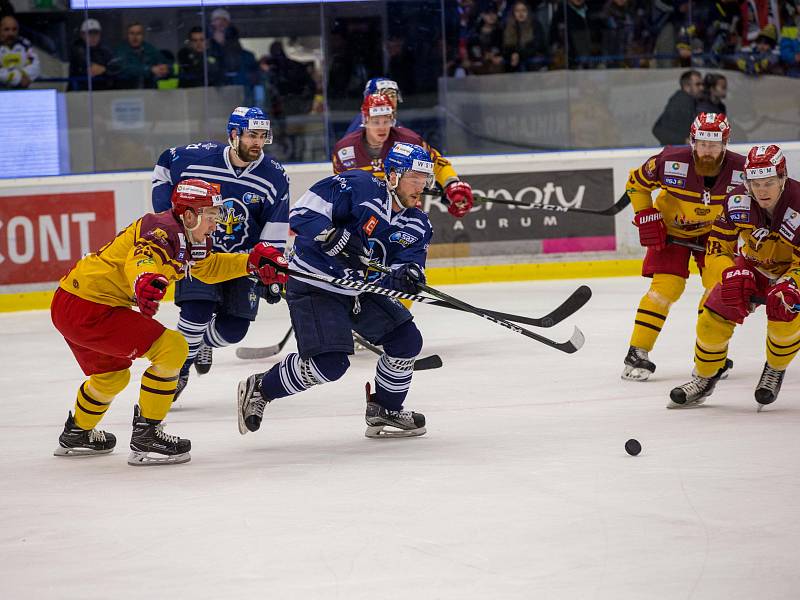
[152,142,225,213]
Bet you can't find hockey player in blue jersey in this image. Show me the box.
[343,77,403,135]
[237,142,434,438]
[152,106,290,399]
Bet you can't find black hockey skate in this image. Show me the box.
[194,344,212,375]
[172,364,190,404]
[364,382,426,438]
[755,363,785,411]
[53,411,116,457]
[237,373,270,434]
[621,346,656,381]
[128,405,191,466]
[668,372,721,409]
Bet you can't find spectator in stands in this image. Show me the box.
[113,22,169,89]
[779,2,800,77]
[675,24,705,67]
[208,8,243,83]
[472,46,506,74]
[68,18,116,91]
[736,24,782,75]
[502,1,546,72]
[0,14,39,89]
[262,41,315,116]
[705,0,742,67]
[648,0,690,68]
[651,69,702,145]
[600,0,636,68]
[550,0,593,69]
[469,8,503,63]
[696,73,727,115]
[0,0,14,18]
[178,26,223,88]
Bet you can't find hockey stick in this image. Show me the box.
[364,263,585,354]
[424,190,630,216]
[352,332,443,371]
[236,326,294,360]
[667,236,705,253]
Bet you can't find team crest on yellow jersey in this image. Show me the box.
[150,228,169,245]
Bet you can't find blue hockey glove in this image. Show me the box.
[382,263,426,294]
[318,227,370,271]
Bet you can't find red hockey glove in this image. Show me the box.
[134,273,168,317]
[766,279,800,322]
[633,207,667,250]
[720,266,757,321]
[445,181,474,218]
[248,242,288,286]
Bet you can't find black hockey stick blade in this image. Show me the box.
[424,190,630,216]
[353,332,443,371]
[236,326,294,360]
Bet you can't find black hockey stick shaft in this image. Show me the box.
[667,236,705,253]
[367,263,585,353]
[352,332,443,371]
[424,190,630,216]
[236,326,294,359]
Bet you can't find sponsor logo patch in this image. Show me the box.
[389,231,419,247]
[363,215,379,236]
[731,170,744,184]
[727,195,751,211]
[664,161,689,177]
[729,211,747,222]
[694,207,711,216]
[243,192,263,204]
[337,146,356,162]
[664,176,685,188]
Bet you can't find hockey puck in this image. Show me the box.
[625,438,642,456]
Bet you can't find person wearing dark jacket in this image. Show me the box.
[652,70,702,145]
[695,73,728,115]
[68,18,117,91]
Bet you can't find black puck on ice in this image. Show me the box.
[625,439,642,456]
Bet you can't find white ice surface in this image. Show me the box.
[1,276,799,600]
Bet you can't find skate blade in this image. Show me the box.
[621,366,653,381]
[365,425,427,438]
[237,380,249,435]
[666,397,709,410]
[53,446,113,457]
[127,451,191,466]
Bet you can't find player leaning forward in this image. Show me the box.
[238,143,436,438]
[670,144,800,409]
[51,180,286,464]
[622,113,746,381]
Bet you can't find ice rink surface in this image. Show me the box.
[2,276,799,599]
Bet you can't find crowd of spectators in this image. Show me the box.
[448,0,800,77]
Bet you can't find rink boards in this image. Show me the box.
[2,142,799,311]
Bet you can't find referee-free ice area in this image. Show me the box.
[2,276,798,599]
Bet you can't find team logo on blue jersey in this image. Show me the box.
[389,231,419,247]
[242,191,263,204]
[214,198,250,251]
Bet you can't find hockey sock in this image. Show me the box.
[140,329,187,420]
[694,309,735,378]
[260,352,349,400]
[202,314,249,348]
[72,369,129,430]
[374,354,415,411]
[629,273,686,351]
[176,300,215,368]
[766,320,800,370]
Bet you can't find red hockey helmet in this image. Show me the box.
[171,178,223,218]
[361,93,395,124]
[744,144,787,180]
[690,112,730,144]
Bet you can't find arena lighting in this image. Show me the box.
[71,0,369,7]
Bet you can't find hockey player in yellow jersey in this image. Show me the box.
[622,113,746,381]
[670,144,800,409]
[51,179,286,465]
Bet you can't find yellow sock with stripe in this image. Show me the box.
[694,309,735,378]
[139,328,188,422]
[766,320,800,370]
[629,274,686,351]
[72,369,131,430]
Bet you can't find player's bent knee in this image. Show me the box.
[145,328,189,375]
[89,369,131,397]
[310,352,350,383]
[215,315,250,345]
[381,320,423,358]
[649,274,686,306]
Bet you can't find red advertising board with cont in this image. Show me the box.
[0,191,116,285]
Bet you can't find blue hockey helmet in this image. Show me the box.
[363,77,402,104]
[384,142,434,189]
[227,106,273,144]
